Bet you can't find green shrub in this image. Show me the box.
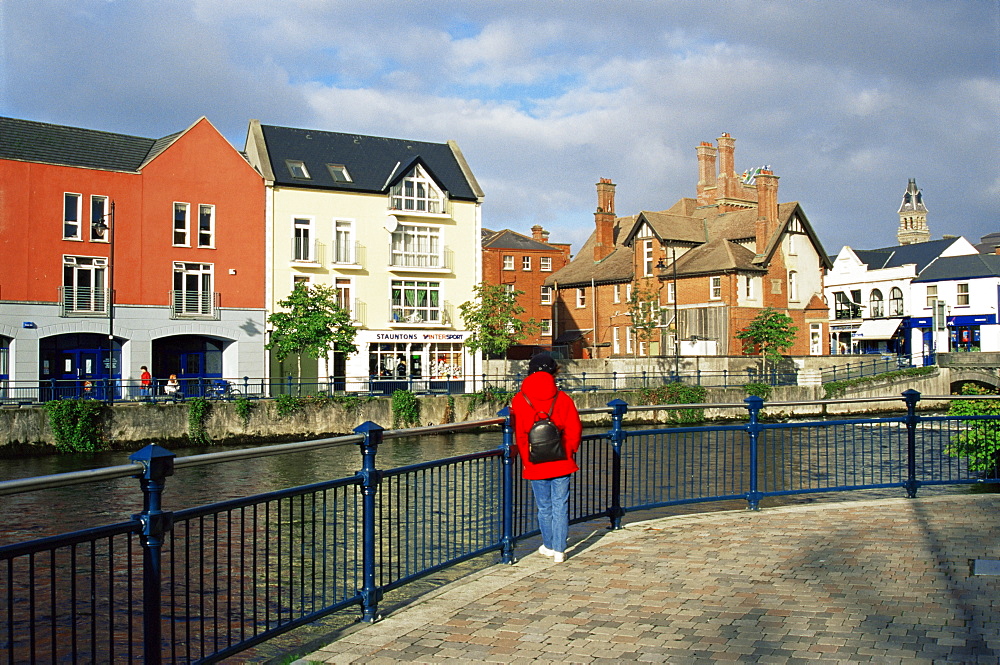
[234,396,256,428]
[946,384,1000,475]
[636,383,707,424]
[274,393,305,418]
[43,399,106,452]
[391,390,420,428]
[823,366,935,398]
[464,385,514,419]
[743,382,772,401]
[187,397,212,445]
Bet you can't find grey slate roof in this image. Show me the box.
[258,124,480,200]
[974,232,1000,254]
[851,238,960,272]
[912,254,1000,282]
[0,116,165,172]
[483,229,555,251]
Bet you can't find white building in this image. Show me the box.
[911,254,1000,356]
[244,121,484,393]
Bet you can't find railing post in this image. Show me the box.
[607,399,628,530]
[243,376,249,397]
[354,421,384,622]
[498,406,516,564]
[902,389,921,498]
[743,396,764,510]
[130,444,176,665]
[287,374,293,396]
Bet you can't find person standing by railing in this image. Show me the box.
[511,352,582,563]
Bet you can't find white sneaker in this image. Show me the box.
[538,545,555,557]
[553,551,565,563]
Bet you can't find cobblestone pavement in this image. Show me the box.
[300,494,1000,663]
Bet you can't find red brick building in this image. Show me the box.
[482,226,571,351]
[547,134,831,360]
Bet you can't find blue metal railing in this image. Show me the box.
[820,355,913,383]
[1,390,998,663]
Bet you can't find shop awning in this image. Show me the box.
[852,318,903,341]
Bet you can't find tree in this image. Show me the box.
[265,283,358,388]
[459,283,539,384]
[735,308,797,379]
[627,285,661,357]
[946,383,1000,476]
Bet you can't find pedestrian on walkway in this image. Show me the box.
[511,352,582,563]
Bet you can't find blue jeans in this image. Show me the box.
[531,475,571,553]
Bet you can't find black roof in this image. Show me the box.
[483,229,554,251]
[974,232,1000,254]
[259,124,479,200]
[913,254,1000,282]
[852,238,960,272]
[0,116,166,172]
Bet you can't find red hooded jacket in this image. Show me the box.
[511,371,582,480]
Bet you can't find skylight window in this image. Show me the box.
[285,160,310,179]
[327,164,352,183]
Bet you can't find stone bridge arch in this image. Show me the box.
[948,369,1000,393]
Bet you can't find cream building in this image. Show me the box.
[244,121,484,393]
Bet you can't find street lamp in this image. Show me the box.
[91,201,115,402]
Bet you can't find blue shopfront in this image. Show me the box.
[906,314,995,361]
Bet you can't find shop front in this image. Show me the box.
[851,318,905,355]
[948,314,995,353]
[353,330,473,395]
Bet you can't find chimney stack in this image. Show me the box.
[716,133,738,205]
[754,170,779,256]
[594,178,616,262]
[531,225,545,242]
[696,141,718,205]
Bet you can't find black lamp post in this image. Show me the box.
[91,202,115,402]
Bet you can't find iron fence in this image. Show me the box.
[820,354,912,383]
[1,390,998,663]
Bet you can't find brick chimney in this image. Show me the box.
[696,141,718,205]
[716,133,738,207]
[531,225,545,242]
[594,178,616,262]
[754,170,779,255]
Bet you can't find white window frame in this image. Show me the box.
[576,288,586,308]
[626,283,633,301]
[625,326,633,354]
[540,256,552,272]
[503,255,514,270]
[612,326,620,354]
[62,255,107,313]
[540,319,552,336]
[788,270,798,302]
[869,289,884,317]
[710,276,722,300]
[810,323,822,355]
[198,204,215,248]
[63,193,82,240]
[172,262,214,316]
[333,219,355,264]
[173,202,190,247]
[889,287,904,316]
[522,256,531,271]
[643,239,654,277]
[391,279,442,323]
[389,164,446,214]
[745,275,754,300]
[667,282,676,304]
[334,277,353,314]
[327,164,351,182]
[292,275,311,289]
[90,196,109,242]
[293,217,314,262]
[540,285,553,305]
[926,285,938,308]
[391,223,442,268]
[957,283,970,306]
[286,159,310,179]
[613,284,621,303]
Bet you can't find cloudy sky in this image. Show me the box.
[2,1,997,254]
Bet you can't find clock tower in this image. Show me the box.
[897,178,929,245]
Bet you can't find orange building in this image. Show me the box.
[0,116,265,396]
[547,134,831,360]
[482,226,571,353]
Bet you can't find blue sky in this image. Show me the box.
[2,0,997,255]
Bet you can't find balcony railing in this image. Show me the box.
[58,286,109,317]
[291,238,324,264]
[331,241,365,268]
[389,246,453,271]
[389,299,452,326]
[169,290,220,320]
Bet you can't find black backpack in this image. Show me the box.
[520,392,566,464]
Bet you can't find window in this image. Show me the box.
[869,289,884,317]
[667,282,676,304]
[198,204,214,248]
[957,283,970,306]
[576,288,586,308]
[502,283,515,295]
[612,327,620,354]
[540,319,552,336]
[334,278,352,311]
[834,291,861,319]
[389,165,445,213]
[391,224,442,268]
[625,326,633,353]
[810,323,822,355]
[173,203,190,246]
[293,275,310,289]
[788,233,798,255]
[613,284,621,303]
[293,218,313,261]
[63,193,81,239]
[90,196,108,242]
[710,276,722,300]
[522,256,532,271]
[745,275,754,300]
[540,285,553,305]
[889,287,904,316]
[626,283,633,301]
[62,256,107,314]
[391,280,441,323]
[285,160,310,179]
[172,262,214,317]
[540,257,552,271]
[643,240,654,276]
[926,285,938,307]
[502,255,514,270]
[788,271,798,301]
[327,164,351,182]
[334,220,354,264]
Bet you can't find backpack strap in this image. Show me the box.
[520,391,557,418]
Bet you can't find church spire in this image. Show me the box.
[897,178,929,245]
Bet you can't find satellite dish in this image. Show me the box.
[384,215,399,233]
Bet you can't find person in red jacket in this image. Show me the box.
[511,352,582,562]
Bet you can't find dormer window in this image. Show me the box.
[285,160,310,179]
[390,165,445,214]
[327,164,352,182]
